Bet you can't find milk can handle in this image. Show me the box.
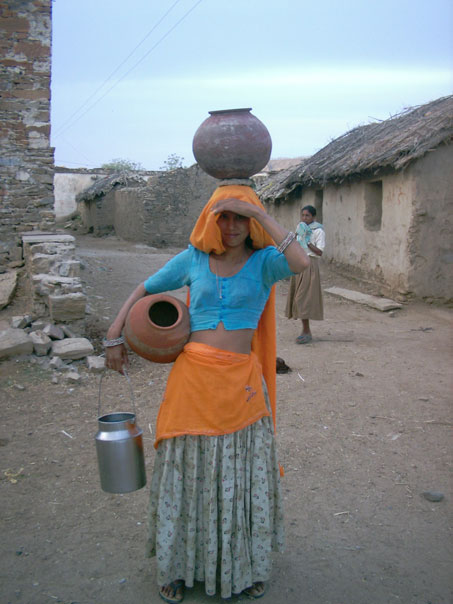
[97,368,137,417]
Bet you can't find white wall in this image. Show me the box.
[54,173,105,219]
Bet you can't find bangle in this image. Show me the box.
[102,336,125,348]
[277,231,296,254]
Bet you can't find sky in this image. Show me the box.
[51,0,453,171]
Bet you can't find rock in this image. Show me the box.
[30,320,47,332]
[42,324,65,340]
[51,338,94,360]
[86,356,106,373]
[58,260,80,278]
[59,324,78,338]
[0,328,33,359]
[49,356,67,370]
[0,270,18,309]
[324,287,403,311]
[422,491,444,502]
[29,330,52,356]
[64,371,81,383]
[48,293,87,321]
[11,315,33,329]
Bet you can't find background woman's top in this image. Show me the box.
[296,221,325,257]
[144,244,294,332]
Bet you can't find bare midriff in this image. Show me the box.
[189,322,254,354]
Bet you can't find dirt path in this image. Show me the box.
[1,234,452,604]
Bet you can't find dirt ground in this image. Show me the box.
[1,233,452,604]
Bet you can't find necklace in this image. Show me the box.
[213,253,248,299]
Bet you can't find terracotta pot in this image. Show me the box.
[124,294,190,363]
[192,108,272,179]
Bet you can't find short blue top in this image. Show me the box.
[143,245,294,332]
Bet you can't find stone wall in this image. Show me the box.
[0,0,55,269]
[22,233,86,321]
[53,168,159,220]
[78,165,218,247]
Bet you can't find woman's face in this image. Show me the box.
[217,211,250,249]
[301,209,315,224]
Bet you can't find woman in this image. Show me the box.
[104,184,309,602]
[285,205,325,344]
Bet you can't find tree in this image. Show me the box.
[159,153,185,171]
[100,158,144,172]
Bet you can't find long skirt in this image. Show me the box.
[146,411,284,599]
[285,256,324,321]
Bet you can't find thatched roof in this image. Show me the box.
[259,95,453,202]
[76,172,147,203]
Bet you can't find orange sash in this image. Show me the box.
[154,342,270,447]
[188,185,278,433]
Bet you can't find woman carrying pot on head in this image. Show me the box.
[285,205,325,344]
[104,184,309,603]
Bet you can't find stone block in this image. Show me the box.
[42,323,65,340]
[29,330,52,356]
[324,287,403,311]
[11,315,32,329]
[0,328,33,359]
[86,356,106,373]
[49,355,66,370]
[64,371,82,383]
[51,338,94,360]
[30,319,47,331]
[30,253,56,274]
[48,293,86,321]
[58,261,80,278]
[0,270,17,310]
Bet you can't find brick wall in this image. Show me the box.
[0,0,55,269]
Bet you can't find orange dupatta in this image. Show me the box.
[189,184,279,433]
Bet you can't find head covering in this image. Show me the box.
[188,185,279,434]
[190,184,275,253]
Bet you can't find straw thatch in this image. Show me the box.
[76,172,147,203]
[259,95,453,202]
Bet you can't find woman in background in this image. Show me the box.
[285,205,325,344]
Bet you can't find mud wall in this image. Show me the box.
[79,165,218,247]
[264,146,453,302]
[408,144,453,302]
[0,0,55,269]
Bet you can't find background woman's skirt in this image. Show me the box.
[285,256,324,320]
[146,415,284,599]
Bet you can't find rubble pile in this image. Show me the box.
[0,314,105,383]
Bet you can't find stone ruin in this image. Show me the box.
[0,232,105,382]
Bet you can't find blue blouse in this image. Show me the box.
[143,245,294,332]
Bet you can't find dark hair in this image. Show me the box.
[302,205,316,216]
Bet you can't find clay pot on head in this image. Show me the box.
[124,294,190,363]
[192,108,272,179]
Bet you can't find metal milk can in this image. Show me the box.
[95,371,146,493]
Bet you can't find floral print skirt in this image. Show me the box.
[146,413,284,599]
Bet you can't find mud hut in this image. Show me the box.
[259,95,453,303]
